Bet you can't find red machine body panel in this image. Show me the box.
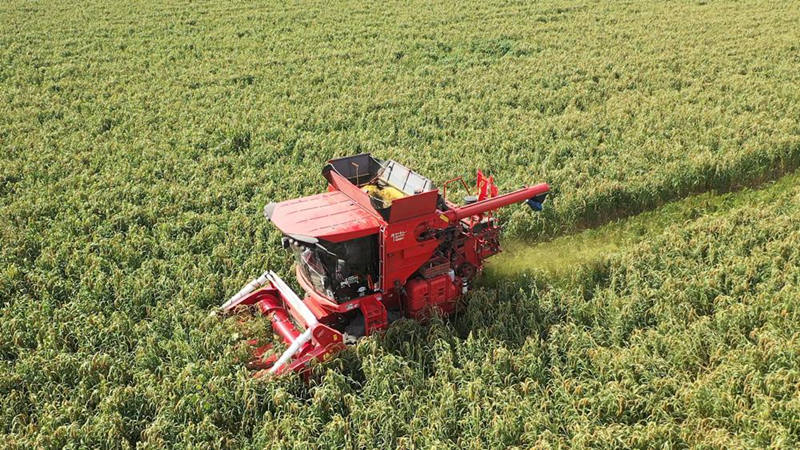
[268,190,381,242]
[380,219,440,306]
[404,274,461,319]
[324,170,381,219]
[388,190,439,222]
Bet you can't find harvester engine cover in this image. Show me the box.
[221,153,549,376]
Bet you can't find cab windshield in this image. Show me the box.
[290,235,378,302]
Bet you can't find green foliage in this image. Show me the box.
[2,0,800,447]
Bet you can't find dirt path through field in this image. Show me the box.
[484,170,800,282]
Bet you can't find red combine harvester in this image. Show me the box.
[221,154,549,376]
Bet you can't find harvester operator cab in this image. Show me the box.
[284,234,378,303]
[289,154,436,302]
[265,154,440,303]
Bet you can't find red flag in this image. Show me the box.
[477,170,488,200]
[489,175,498,197]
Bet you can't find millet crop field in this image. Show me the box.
[2,0,800,447]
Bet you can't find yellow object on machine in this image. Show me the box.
[363,184,407,208]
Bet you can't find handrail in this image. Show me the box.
[442,176,471,203]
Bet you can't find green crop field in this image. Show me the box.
[2,0,800,447]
